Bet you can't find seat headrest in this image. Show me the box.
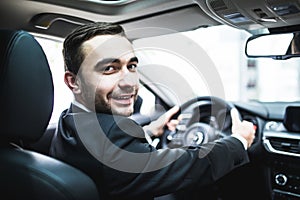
[0,30,54,143]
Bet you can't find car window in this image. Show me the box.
[34,36,73,124]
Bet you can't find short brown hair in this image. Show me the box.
[63,22,125,74]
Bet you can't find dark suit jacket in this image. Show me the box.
[49,104,249,200]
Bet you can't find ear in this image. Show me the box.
[64,71,81,94]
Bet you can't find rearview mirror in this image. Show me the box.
[245,31,300,59]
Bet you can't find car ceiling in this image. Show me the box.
[1,0,300,40]
[0,0,219,40]
[197,0,300,34]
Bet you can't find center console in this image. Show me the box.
[271,157,300,199]
[263,106,300,200]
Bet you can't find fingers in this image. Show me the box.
[230,108,256,148]
[147,106,180,137]
[230,108,241,126]
[164,105,180,122]
[167,119,179,131]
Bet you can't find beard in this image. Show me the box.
[78,75,139,116]
[94,87,138,117]
[94,96,113,114]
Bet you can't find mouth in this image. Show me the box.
[110,94,135,106]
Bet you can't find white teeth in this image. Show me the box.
[115,96,131,100]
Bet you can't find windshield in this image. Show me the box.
[134,25,300,103]
[184,25,300,102]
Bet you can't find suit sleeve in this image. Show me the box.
[99,117,249,198]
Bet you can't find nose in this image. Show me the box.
[118,68,139,89]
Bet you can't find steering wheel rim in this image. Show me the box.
[180,96,235,114]
[160,96,239,149]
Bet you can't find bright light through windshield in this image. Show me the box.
[183,25,300,102]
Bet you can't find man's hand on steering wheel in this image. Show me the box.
[230,108,256,149]
[143,105,182,138]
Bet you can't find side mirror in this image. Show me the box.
[245,31,300,59]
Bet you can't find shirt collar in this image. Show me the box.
[72,100,92,112]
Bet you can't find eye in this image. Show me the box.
[103,65,117,74]
[127,63,138,72]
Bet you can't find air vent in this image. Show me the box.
[269,137,300,154]
[209,0,228,12]
[263,131,300,157]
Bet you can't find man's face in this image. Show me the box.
[76,35,139,116]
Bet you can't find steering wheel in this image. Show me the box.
[160,96,238,149]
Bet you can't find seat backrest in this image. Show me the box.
[0,29,99,200]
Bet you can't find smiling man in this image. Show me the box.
[64,34,139,116]
[50,22,255,200]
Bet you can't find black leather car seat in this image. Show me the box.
[0,29,100,200]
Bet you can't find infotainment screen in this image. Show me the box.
[283,106,300,132]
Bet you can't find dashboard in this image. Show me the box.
[236,101,300,199]
[154,99,300,199]
[131,96,300,199]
